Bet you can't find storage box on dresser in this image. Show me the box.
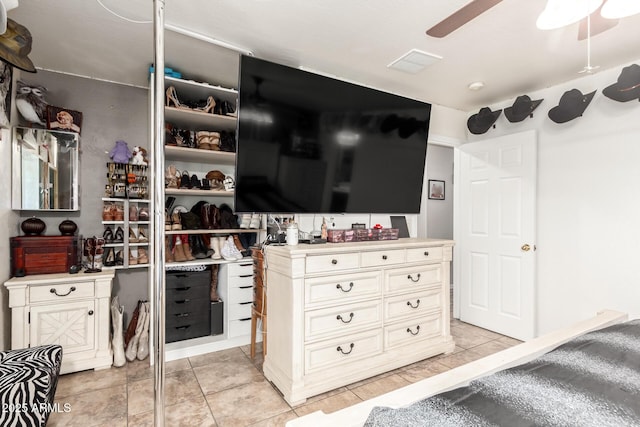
[166,270,211,343]
[10,235,79,277]
[3,270,115,374]
[262,238,455,405]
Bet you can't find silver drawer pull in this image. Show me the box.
[336,282,354,292]
[406,299,421,309]
[336,343,354,355]
[50,286,76,297]
[407,273,421,282]
[336,313,354,324]
[407,325,420,335]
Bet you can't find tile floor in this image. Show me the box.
[48,317,521,426]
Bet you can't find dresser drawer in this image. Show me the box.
[384,288,441,322]
[360,249,405,268]
[166,282,208,300]
[227,261,254,277]
[30,281,94,303]
[406,246,443,263]
[304,328,383,374]
[228,301,253,320]
[166,308,210,328]
[305,271,381,307]
[305,253,359,274]
[228,275,253,289]
[229,317,252,338]
[166,318,210,343]
[166,270,209,289]
[384,313,443,350]
[385,264,442,293]
[228,285,253,304]
[305,300,382,341]
[166,295,210,316]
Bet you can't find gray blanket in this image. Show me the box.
[365,320,640,427]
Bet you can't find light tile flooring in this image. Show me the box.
[48,319,521,426]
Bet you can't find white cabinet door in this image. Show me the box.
[30,300,96,354]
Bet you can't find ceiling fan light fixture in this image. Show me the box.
[601,0,640,19]
[536,0,603,30]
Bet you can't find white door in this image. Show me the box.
[456,130,537,340]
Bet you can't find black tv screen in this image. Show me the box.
[235,55,431,214]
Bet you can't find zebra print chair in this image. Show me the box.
[0,345,63,427]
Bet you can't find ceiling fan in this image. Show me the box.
[425,0,619,40]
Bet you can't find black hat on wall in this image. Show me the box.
[548,89,596,124]
[467,107,502,134]
[504,95,543,123]
[603,64,640,102]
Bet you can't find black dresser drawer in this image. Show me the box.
[166,270,209,289]
[166,319,210,343]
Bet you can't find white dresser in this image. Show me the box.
[4,270,115,374]
[262,238,455,405]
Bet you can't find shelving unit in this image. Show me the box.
[101,197,151,270]
[158,73,264,357]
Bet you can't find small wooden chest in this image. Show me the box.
[10,236,80,277]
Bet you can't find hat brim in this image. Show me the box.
[504,99,543,123]
[603,83,640,102]
[548,91,596,124]
[467,110,501,135]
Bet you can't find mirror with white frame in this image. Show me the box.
[12,126,79,211]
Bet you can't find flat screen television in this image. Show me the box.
[235,55,431,214]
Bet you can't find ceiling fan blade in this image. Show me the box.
[578,5,619,40]
[426,0,503,38]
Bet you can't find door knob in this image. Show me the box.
[521,244,531,252]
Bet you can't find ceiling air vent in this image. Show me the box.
[387,49,442,74]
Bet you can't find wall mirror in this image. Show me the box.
[12,126,79,211]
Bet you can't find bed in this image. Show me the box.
[288,310,638,427]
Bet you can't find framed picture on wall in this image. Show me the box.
[46,105,82,134]
[428,179,445,200]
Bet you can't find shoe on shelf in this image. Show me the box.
[102,203,115,221]
[196,131,212,150]
[173,235,187,262]
[129,205,138,221]
[201,178,211,190]
[137,248,149,264]
[221,236,243,261]
[239,213,251,229]
[165,209,171,231]
[129,228,139,243]
[179,170,190,189]
[166,165,179,189]
[190,174,201,189]
[129,249,138,265]
[114,204,125,221]
[210,234,222,260]
[139,207,149,220]
[114,227,125,243]
[104,247,116,267]
[233,234,245,252]
[249,213,262,229]
[182,234,196,261]
[115,250,124,266]
[165,236,174,263]
[194,96,216,114]
[138,227,149,243]
[171,212,182,230]
[103,226,114,243]
[165,86,190,110]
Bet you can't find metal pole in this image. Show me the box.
[152,0,166,425]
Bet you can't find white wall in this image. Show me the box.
[466,60,640,334]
